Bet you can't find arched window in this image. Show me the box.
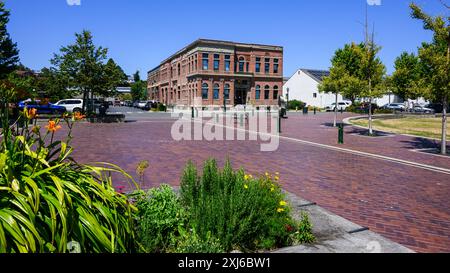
[264,85,270,100]
[238,57,245,72]
[213,84,220,100]
[202,83,209,99]
[178,63,181,76]
[255,85,261,100]
[224,84,230,100]
[273,85,279,100]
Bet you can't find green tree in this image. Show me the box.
[131,71,147,101]
[319,65,363,127]
[36,67,73,102]
[101,58,128,98]
[6,72,37,100]
[390,52,425,101]
[320,41,386,131]
[410,3,450,155]
[51,30,109,113]
[359,36,387,135]
[0,1,19,79]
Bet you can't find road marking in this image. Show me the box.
[187,118,450,175]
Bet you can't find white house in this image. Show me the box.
[283,69,344,108]
[283,68,410,108]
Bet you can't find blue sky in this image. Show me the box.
[4,0,448,76]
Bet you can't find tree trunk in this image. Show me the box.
[368,97,373,135]
[334,92,338,127]
[368,78,373,136]
[442,96,448,155]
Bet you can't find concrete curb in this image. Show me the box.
[273,192,414,253]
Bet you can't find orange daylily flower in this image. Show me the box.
[74,112,86,121]
[45,121,62,133]
[27,108,38,119]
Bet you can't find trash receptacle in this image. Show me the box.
[99,104,107,116]
[338,123,344,144]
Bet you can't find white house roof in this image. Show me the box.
[300,69,330,83]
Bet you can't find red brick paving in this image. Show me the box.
[61,113,450,253]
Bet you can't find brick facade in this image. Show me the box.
[148,39,283,108]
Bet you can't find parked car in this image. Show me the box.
[113,100,122,107]
[143,100,158,111]
[55,99,83,113]
[136,101,148,109]
[325,102,351,112]
[381,103,406,112]
[425,103,450,114]
[18,99,66,115]
[413,105,435,114]
[357,103,379,114]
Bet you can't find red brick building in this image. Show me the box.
[147,39,283,108]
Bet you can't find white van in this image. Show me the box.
[55,99,83,113]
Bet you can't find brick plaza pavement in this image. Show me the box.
[64,113,450,253]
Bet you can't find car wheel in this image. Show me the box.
[73,108,82,114]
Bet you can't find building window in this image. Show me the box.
[178,91,181,100]
[225,55,231,72]
[202,53,209,70]
[273,59,279,74]
[214,54,220,71]
[238,57,245,72]
[202,83,209,99]
[264,85,270,100]
[255,85,261,100]
[213,84,220,100]
[178,63,181,76]
[265,58,270,74]
[255,57,261,73]
[313,93,317,98]
[224,84,230,100]
[273,86,279,100]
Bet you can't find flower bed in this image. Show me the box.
[133,159,315,253]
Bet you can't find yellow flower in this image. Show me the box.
[279,201,287,207]
[275,172,280,176]
[45,120,62,133]
[265,172,270,177]
[270,187,275,192]
[244,175,250,181]
[244,184,249,189]
[277,208,285,213]
[274,176,280,181]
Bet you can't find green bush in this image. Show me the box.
[180,159,297,252]
[134,185,186,253]
[291,212,315,245]
[288,100,305,110]
[158,103,167,112]
[0,93,138,253]
[173,228,224,254]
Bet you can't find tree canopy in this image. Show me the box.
[0,1,19,79]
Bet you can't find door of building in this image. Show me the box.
[235,88,248,105]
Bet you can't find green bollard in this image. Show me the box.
[191,107,194,119]
[338,123,344,144]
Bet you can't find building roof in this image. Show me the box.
[300,69,330,83]
[148,39,283,74]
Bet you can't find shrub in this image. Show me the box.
[180,159,297,252]
[173,228,224,254]
[133,185,186,253]
[0,96,138,253]
[288,100,305,110]
[158,103,167,112]
[291,212,315,245]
